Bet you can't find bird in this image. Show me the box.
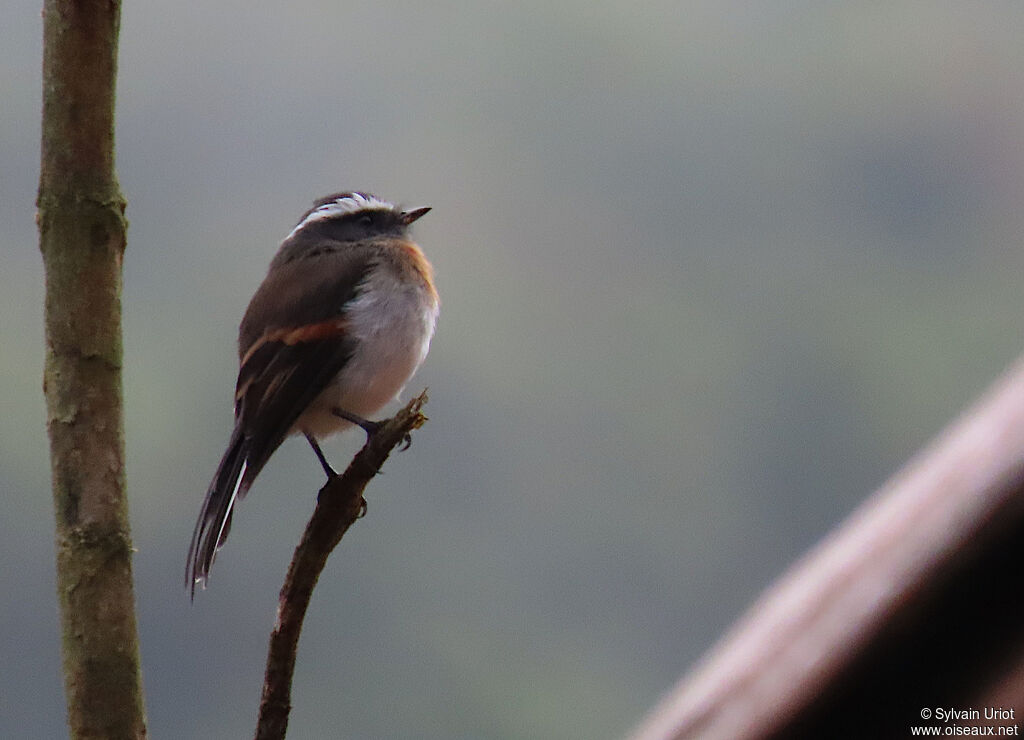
[186,191,439,598]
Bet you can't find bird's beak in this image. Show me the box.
[401,206,431,225]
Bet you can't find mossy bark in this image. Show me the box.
[38,0,147,737]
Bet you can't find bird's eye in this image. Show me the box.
[359,214,373,227]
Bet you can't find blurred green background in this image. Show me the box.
[5,1,1024,737]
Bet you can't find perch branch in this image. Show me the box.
[254,391,429,740]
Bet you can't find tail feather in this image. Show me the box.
[186,426,251,599]
[187,331,354,599]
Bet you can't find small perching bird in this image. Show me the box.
[186,192,438,598]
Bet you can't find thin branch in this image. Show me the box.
[628,356,1024,740]
[254,391,429,740]
[39,0,147,736]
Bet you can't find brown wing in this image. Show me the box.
[239,243,372,355]
[231,246,373,485]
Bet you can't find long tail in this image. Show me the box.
[186,424,251,599]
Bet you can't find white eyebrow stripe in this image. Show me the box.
[285,193,396,240]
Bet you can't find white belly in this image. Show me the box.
[294,275,438,439]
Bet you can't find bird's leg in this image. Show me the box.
[332,407,412,450]
[314,422,372,514]
[304,432,337,480]
[332,407,382,437]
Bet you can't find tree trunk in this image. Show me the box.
[38,0,148,736]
